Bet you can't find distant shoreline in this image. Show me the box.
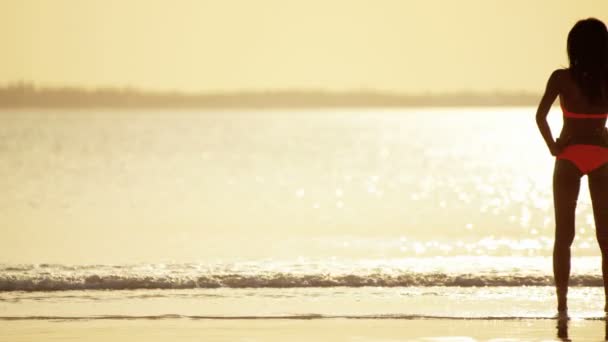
[0,84,541,109]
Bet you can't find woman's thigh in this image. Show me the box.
[553,159,582,208]
[588,163,608,239]
[553,159,582,238]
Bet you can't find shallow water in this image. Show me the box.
[0,286,605,319]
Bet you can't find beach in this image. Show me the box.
[4,1,608,340]
[2,317,607,342]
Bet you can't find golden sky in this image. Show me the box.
[1,0,607,93]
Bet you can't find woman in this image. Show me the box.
[536,17,608,315]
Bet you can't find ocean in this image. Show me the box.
[1,107,606,323]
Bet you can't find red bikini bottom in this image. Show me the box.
[557,144,608,174]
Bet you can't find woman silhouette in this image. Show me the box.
[536,18,608,315]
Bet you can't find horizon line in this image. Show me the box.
[0,81,540,97]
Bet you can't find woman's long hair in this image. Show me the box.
[567,18,608,104]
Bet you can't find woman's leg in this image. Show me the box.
[588,163,608,311]
[553,158,582,312]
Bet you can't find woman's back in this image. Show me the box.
[557,69,608,146]
[559,69,608,114]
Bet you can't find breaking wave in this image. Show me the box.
[0,272,603,291]
[1,259,603,291]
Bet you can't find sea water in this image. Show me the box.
[1,107,606,320]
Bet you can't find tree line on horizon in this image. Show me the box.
[0,82,541,108]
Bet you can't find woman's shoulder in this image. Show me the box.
[550,68,570,82]
[544,69,569,94]
[549,68,580,93]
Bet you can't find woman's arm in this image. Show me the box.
[535,70,562,156]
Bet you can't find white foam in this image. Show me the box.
[0,257,603,291]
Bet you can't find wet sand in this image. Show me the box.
[1,318,605,342]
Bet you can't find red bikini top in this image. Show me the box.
[561,101,608,119]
